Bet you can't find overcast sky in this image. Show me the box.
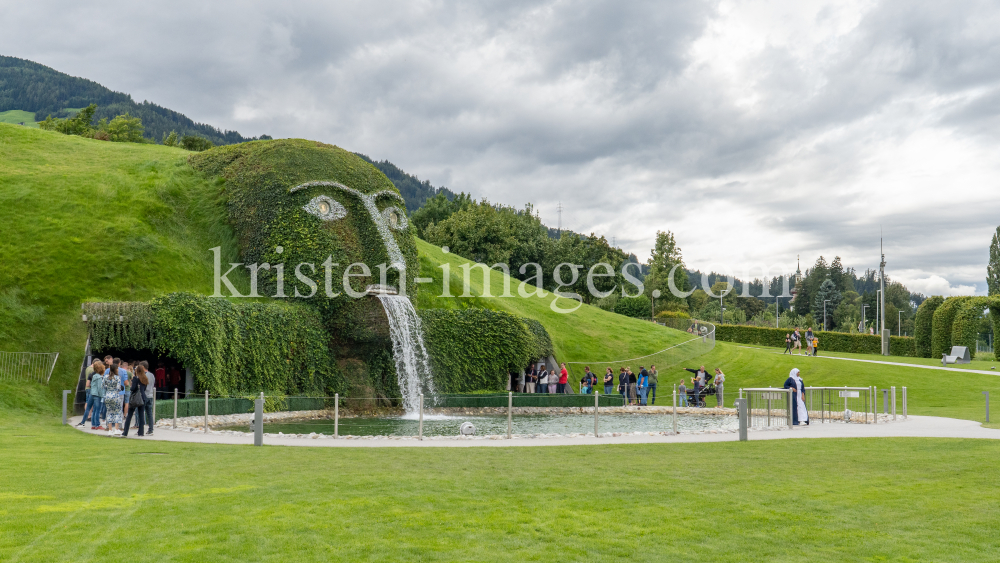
[5,0,1000,296]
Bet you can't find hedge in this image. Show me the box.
[432,394,625,408]
[714,325,916,357]
[152,396,325,421]
[931,296,973,359]
[418,308,549,394]
[951,297,990,360]
[914,296,944,357]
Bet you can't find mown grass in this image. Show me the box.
[0,123,247,402]
[1,407,999,562]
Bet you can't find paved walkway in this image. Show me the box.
[68,415,1000,448]
[736,345,1000,376]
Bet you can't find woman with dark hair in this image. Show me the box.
[122,365,149,437]
[89,360,107,429]
[103,361,125,435]
[604,368,614,395]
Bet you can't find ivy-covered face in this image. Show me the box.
[189,139,419,339]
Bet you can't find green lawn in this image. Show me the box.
[1,407,999,562]
[684,341,998,421]
[0,110,38,127]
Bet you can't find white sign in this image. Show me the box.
[839,391,860,398]
[761,393,785,400]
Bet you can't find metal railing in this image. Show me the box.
[805,386,873,424]
[0,351,59,384]
[739,388,792,428]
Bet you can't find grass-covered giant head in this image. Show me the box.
[190,139,419,340]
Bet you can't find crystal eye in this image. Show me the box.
[304,195,346,221]
[382,206,408,230]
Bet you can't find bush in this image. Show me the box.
[951,297,991,359]
[181,135,214,151]
[655,310,690,319]
[931,296,973,359]
[419,308,545,393]
[914,296,944,358]
[614,295,651,319]
[715,324,916,357]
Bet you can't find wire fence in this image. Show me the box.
[0,351,59,384]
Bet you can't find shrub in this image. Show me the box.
[419,308,545,393]
[614,295,651,319]
[951,297,991,359]
[914,296,944,357]
[931,296,973,358]
[181,135,214,151]
[715,324,916,357]
[655,310,690,319]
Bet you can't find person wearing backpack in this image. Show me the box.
[89,361,107,429]
[122,365,149,437]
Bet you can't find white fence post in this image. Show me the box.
[334,393,339,439]
[594,391,599,437]
[903,386,907,418]
[418,393,424,441]
[173,388,178,428]
[62,390,71,424]
[204,390,209,433]
[672,385,678,435]
[254,392,263,446]
[508,392,513,439]
[891,386,896,420]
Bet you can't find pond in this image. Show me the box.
[227,413,739,437]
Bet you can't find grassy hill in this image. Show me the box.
[0,109,38,127]
[0,123,692,407]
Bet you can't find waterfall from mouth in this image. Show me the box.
[376,294,435,413]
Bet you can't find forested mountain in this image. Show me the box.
[0,55,260,145]
[356,154,457,213]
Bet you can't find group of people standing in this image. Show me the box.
[77,355,158,437]
[678,365,725,407]
[783,327,820,356]
[519,363,570,394]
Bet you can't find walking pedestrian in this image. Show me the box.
[122,365,148,437]
[648,364,658,405]
[792,328,802,355]
[618,367,628,403]
[812,336,819,357]
[678,379,687,407]
[783,333,792,354]
[603,368,614,395]
[626,368,637,406]
[805,327,814,355]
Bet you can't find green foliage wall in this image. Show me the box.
[419,309,550,393]
[715,325,916,357]
[931,296,973,359]
[86,293,341,397]
[914,296,944,358]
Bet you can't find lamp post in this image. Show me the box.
[823,300,830,331]
[721,307,726,325]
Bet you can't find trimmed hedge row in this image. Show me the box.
[432,394,625,408]
[914,296,944,358]
[714,325,916,357]
[931,296,973,359]
[952,297,990,360]
[153,396,325,421]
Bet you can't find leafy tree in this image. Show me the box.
[410,191,471,238]
[812,278,842,329]
[688,288,709,312]
[989,226,1000,296]
[162,131,178,147]
[106,113,144,142]
[38,103,97,136]
[643,230,690,313]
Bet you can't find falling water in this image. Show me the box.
[376,294,436,414]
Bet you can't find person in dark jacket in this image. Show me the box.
[122,365,149,437]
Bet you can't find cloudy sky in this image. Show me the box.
[5,0,1000,295]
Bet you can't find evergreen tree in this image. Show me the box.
[811,278,842,329]
[989,226,1000,296]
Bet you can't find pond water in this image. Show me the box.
[229,413,739,437]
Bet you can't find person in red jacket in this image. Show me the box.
[558,363,569,394]
[154,362,167,399]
